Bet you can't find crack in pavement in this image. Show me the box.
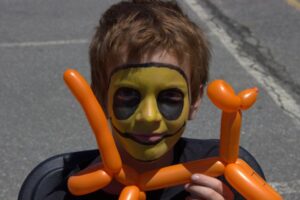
[201,0,300,101]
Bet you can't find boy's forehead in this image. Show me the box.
[108,62,188,85]
[107,50,191,82]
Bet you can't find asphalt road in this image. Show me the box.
[1,0,299,199]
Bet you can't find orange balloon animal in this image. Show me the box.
[64,69,282,200]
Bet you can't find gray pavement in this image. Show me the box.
[0,0,299,199]
[200,0,300,104]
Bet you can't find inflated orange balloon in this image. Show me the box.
[207,80,241,112]
[119,186,141,200]
[68,164,112,195]
[138,158,225,191]
[64,70,282,200]
[225,161,282,200]
[238,87,258,110]
[64,69,122,174]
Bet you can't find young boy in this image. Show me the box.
[21,1,264,199]
[85,0,265,199]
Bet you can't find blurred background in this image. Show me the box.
[1,0,299,199]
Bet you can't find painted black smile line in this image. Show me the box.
[112,123,186,146]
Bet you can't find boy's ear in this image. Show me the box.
[188,84,204,120]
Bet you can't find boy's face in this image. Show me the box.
[107,52,191,161]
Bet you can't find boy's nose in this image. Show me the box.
[135,96,162,122]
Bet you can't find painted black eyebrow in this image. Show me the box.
[109,62,188,85]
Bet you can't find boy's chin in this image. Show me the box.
[117,133,182,162]
[128,142,169,162]
[113,125,185,161]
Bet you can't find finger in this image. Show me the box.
[185,184,224,200]
[190,174,233,198]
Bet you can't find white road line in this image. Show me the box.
[0,39,88,48]
[183,0,300,127]
[270,180,300,195]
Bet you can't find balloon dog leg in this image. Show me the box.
[119,186,142,200]
[219,111,242,163]
[68,163,112,195]
[224,159,282,200]
[63,69,122,174]
[139,157,225,191]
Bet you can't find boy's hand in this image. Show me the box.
[185,174,234,200]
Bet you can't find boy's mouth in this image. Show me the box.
[112,124,185,145]
[128,134,166,145]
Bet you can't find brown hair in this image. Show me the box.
[90,0,210,110]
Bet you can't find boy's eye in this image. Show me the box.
[113,87,140,119]
[158,89,183,103]
[157,88,184,120]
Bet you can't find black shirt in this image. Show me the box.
[39,138,266,200]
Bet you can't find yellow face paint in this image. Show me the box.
[108,64,190,161]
